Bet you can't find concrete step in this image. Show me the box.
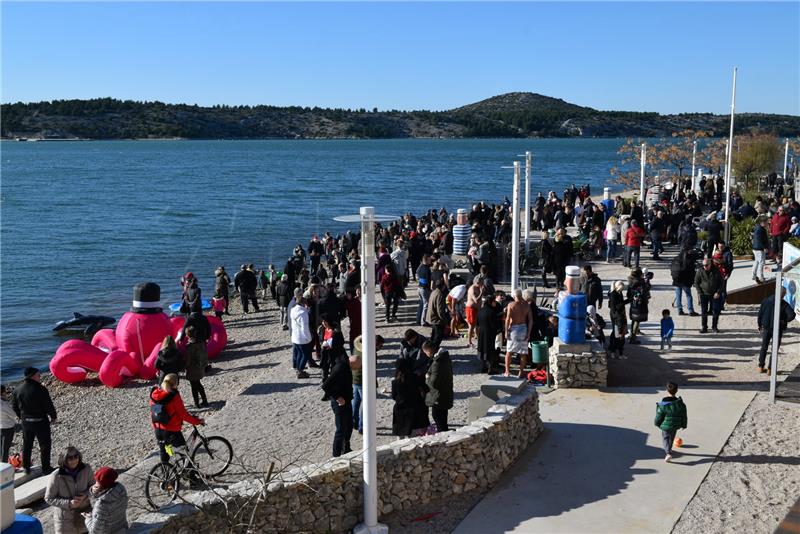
[14,473,49,508]
[13,466,41,488]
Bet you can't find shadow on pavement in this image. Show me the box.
[463,422,661,530]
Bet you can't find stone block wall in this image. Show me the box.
[149,387,543,534]
[549,346,608,388]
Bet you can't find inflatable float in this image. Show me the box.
[50,283,227,388]
[168,298,212,315]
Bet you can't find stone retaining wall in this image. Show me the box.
[549,339,608,388]
[148,386,543,534]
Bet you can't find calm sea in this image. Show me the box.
[0,138,630,380]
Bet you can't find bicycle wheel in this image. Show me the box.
[191,436,233,478]
[145,462,180,509]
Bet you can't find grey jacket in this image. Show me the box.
[45,464,93,534]
[86,483,128,534]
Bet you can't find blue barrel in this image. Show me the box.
[558,293,586,343]
[558,317,586,343]
[452,223,471,255]
[558,293,586,320]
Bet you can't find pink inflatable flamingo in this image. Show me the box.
[50,282,227,388]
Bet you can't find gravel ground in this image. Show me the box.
[671,392,800,534]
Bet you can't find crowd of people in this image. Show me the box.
[3,173,797,527]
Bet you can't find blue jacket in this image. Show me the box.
[660,317,675,339]
[752,225,768,251]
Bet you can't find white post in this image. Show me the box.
[640,143,647,203]
[783,138,789,183]
[511,161,521,291]
[524,151,532,256]
[769,270,782,404]
[723,67,737,244]
[691,140,697,181]
[692,168,700,194]
[355,206,387,534]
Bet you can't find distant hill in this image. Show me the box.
[2,93,799,140]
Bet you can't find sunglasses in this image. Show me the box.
[66,454,80,460]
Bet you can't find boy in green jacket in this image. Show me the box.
[654,382,687,462]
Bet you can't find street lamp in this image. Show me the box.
[723,67,737,245]
[333,206,394,534]
[517,151,533,255]
[500,162,521,290]
[640,143,647,203]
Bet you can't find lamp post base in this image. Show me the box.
[353,522,389,534]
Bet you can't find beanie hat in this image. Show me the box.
[24,367,39,379]
[94,467,118,489]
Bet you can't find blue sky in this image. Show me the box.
[2,2,798,114]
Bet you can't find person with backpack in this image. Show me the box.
[149,373,204,464]
[671,247,699,316]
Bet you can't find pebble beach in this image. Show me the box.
[8,209,794,533]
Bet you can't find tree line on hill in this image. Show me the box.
[2,93,799,140]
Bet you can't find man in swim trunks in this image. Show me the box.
[504,288,533,377]
[465,277,484,348]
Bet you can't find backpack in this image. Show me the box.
[150,390,177,425]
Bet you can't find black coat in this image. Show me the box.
[322,353,353,401]
[275,281,292,308]
[425,350,453,410]
[234,269,258,293]
[758,295,796,332]
[12,379,56,420]
[477,304,500,356]
[156,347,184,378]
[581,273,604,308]
[608,290,628,330]
[391,374,429,436]
[183,313,210,343]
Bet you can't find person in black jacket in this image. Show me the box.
[321,334,353,457]
[276,275,292,330]
[12,367,57,474]
[671,247,699,316]
[155,335,184,383]
[391,358,429,437]
[757,287,796,373]
[580,265,604,310]
[552,229,573,288]
[751,217,769,283]
[476,296,500,374]
[234,264,260,314]
[608,281,629,359]
[182,277,202,315]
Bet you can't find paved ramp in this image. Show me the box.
[455,387,755,534]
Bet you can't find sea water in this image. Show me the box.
[0,138,631,379]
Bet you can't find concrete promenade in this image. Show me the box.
[455,387,755,534]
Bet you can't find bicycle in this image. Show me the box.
[145,425,233,509]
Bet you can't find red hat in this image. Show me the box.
[185,272,194,280]
[94,467,118,489]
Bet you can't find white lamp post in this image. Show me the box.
[639,143,647,203]
[723,67,737,245]
[511,161,521,291]
[334,206,393,534]
[783,138,789,183]
[524,151,532,255]
[691,140,697,182]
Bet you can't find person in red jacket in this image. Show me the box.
[379,264,401,323]
[624,220,646,269]
[769,206,791,264]
[149,373,204,463]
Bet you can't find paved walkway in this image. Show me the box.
[455,387,755,534]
